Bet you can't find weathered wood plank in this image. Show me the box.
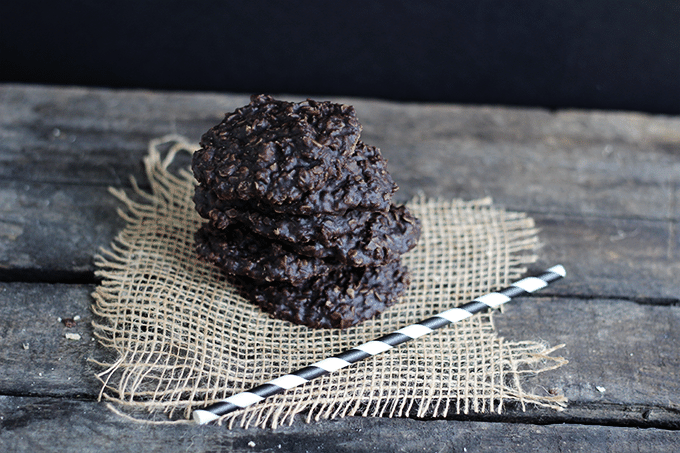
[1,282,679,429]
[0,84,248,186]
[360,101,679,221]
[0,283,103,396]
[494,297,680,411]
[383,132,680,222]
[2,182,677,299]
[529,213,679,300]
[0,181,124,281]
[1,397,679,453]
[1,84,679,221]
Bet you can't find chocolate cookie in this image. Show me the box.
[194,185,421,267]
[238,260,410,329]
[192,94,397,215]
[192,95,421,329]
[195,224,333,286]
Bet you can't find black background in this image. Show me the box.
[1,1,679,114]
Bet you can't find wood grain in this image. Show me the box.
[1,183,677,299]
[1,84,679,451]
[2,84,679,220]
[1,397,679,453]
[1,282,678,429]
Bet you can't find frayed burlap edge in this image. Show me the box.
[90,135,567,429]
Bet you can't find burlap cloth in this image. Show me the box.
[91,136,567,428]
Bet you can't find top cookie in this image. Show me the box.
[192,94,397,215]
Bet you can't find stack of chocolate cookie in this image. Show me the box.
[192,95,421,329]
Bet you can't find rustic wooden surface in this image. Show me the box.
[0,84,678,452]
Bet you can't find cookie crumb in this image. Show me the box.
[61,317,77,327]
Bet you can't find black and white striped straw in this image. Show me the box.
[193,265,566,424]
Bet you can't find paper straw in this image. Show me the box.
[193,265,566,424]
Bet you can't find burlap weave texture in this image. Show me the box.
[92,136,567,428]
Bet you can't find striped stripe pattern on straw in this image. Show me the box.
[193,265,566,424]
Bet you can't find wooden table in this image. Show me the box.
[1,84,678,452]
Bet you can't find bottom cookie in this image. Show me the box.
[237,260,410,329]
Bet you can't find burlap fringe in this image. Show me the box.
[90,135,567,429]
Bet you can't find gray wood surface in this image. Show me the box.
[1,282,678,428]
[1,183,677,298]
[1,84,678,452]
[2,397,679,453]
